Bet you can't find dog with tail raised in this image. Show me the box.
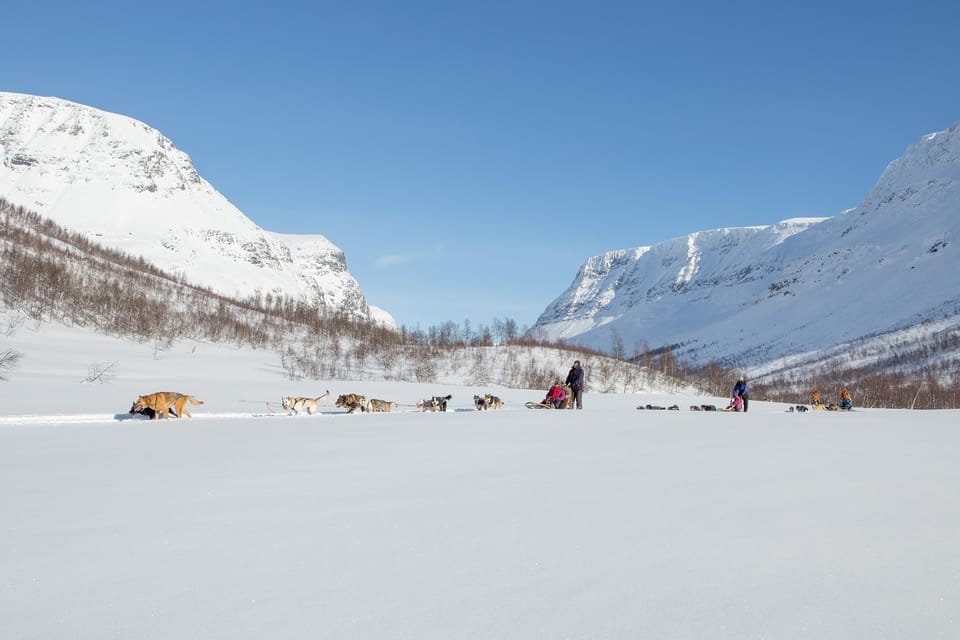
[282,391,330,415]
[131,392,204,420]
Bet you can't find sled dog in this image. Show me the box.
[484,394,504,410]
[335,393,372,414]
[282,391,330,415]
[417,394,452,412]
[131,392,203,420]
[368,398,397,412]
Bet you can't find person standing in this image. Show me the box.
[733,378,749,413]
[565,360,585,409]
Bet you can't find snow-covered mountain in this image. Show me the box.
[533,122,960,370]
[0,92,390,324]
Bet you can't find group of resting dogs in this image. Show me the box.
[129,390,506,419]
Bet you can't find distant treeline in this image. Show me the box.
[0,198,664,392]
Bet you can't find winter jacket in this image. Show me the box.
[566,365,584,391]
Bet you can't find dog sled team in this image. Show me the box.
[280,360,583,417]
[129,389,510,420]
[127,361,585,421]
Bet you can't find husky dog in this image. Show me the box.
[432,394,452,412]
[484,394,504,410]
[131,392,203,420]
[335,393,372,414]
[417,398,441,412]
[473,395,488,410]
[282,391,330,415]
[368,399,397,412]
[417,394,452,412]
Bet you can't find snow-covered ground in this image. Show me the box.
[2,318,959,639]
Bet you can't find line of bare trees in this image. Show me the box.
[751,363,960,410]
[1,198,658,392]
[4,197,957,406]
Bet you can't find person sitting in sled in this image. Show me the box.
[725,394,744,412]
[838,387,853,411]
[543,383,567,409]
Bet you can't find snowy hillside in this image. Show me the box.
[534,122,960,370]
[0,92,387,323]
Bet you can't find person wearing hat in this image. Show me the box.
[565,360,584,409]
[732,377,749,413]
[543,381,567,409]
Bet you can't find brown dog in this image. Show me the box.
[131,392,204,420]
[335,393,372,414]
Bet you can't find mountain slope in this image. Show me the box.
[0,92,382,321]
[533,122,960,370]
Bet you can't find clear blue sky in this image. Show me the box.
[4,0,959,331]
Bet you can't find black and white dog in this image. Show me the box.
[417,394,452,412]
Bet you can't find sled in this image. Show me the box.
[525,401,554,409]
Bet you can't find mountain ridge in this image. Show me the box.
[533,122,960,373]
[0,91,388,323]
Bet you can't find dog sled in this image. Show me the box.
[525,401,560,409]
[527,382,570,410]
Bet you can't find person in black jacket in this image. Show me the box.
[565,360,585,409]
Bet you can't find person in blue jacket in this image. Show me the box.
[732,378,749,413]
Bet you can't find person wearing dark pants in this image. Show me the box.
[733,378,749,413]
[565,360,585,409]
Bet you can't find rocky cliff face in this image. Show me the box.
[0,92,379,320]
[533,122,960,369]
